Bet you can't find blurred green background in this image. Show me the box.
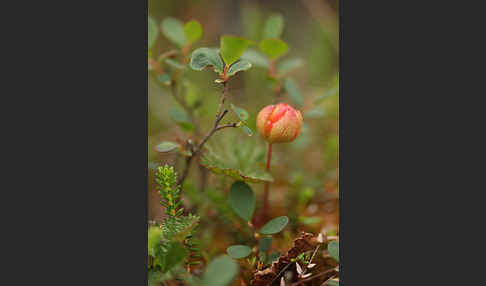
[148,0,339,267]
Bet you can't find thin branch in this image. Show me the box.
[319,274,338,286]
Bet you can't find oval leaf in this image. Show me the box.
[220,36,252,66]
[229,181,255,221]
[227,60,252,77]
[190,48,224,74]
[284,78,303,107]
[148,16,158,49]
[259,216,289,234]
[227,245,252,259]
[258,237,273,252]
[155,141,179,153]
[161,17,186,48]
[277,58,304,76]
[203,255,238,286]
[230,104,249,121]
[241,49,270,68]
[184,20,202,44]
[328,241,339,262]
[259,39,288,60]
[263,13,284,39]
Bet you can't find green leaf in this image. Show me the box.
[189,47,224,74]
[159,242,188,273]
[169,108,194,131]
[314,87,339,104]
[148,16,158,49]
[229,181,255,221]
[230,104,249,121]
[155,141,179,153]
[259,216,289,234]
[161,17,186,48]
[259,39,288,59]
[241,49,270,68]
[258,237,272,252]
[203,255,238,286]
[157,73,172,86]
[267,251,280,264]
[227,60,252,77]
[240,125,253,136]
[148,226,162,257]
[263,13,284,39]
[284,78,303,107]
[328,279,339,286]
[220,36,252,66]
[304,108,325,119]
[184,20,202,44]
[328,241,339,262]
[165,58,185,70]
[201,135,272,183]
[227,245,252,259]
[277,58,304,76]
[298,216,321,225]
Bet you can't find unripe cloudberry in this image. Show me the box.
[256,103,303,144]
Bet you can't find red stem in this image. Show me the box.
[262,143,272,221]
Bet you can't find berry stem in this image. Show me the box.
[262,143,272,221]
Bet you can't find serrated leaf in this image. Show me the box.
[155,141,179,153]
[230,104,249,121]
[220,36,252,66]
[263,13,284,39]
[258,237,272,252]
[229,181,255,221]
[284,78,303,107]
[241,49,270,68]
[259,39,288,60]
[227,60,252,77]
[184,20,202,44]
[189,47,224,74]
[227,245,252,259]
[203,255,238,286]
[259,216,289,234]
[277,58,304,76]
[165,58,185,70]
[148,16,158,49]
[328,241,339,262]
[169,107,194,131]
[200,136,273,183]
[161,17,186,48]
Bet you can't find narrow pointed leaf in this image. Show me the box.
[155,141,179,153]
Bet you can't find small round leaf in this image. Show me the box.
[220,36,252,66]
[259,39,288,60]
[227,245,252,259]
[203,255,238,286]
[161,17,186,48]
[259,216,289,234]
[328,241,339,262]
[184,20,202,44]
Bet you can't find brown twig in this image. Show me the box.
[290,268,337,286]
